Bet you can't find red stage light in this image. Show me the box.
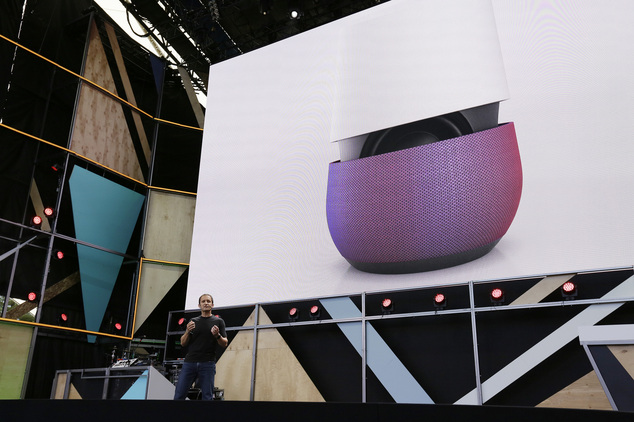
[178,317,186,326]
[381,298,393,314]
[43,207,55,217]
[114,323,123,331]
[31,215,42,228]
[561,281,577,300]
[289,307,299,321]
[27,291,37,302]
[60,313,68,322]
[54,250,64,260]
[309,305,320,319]
[434,293,446,309]
[490,288,504,304]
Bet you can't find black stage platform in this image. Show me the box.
[4,400,634,422]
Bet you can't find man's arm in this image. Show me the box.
[180,319,195,346]
[215,333,228,348]
[211,321,228,347]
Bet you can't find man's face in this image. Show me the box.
[199,295,213,311]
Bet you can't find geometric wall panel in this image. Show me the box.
[586,345,634,411]
[52,366,174,400]
[0,322,33,399]
[121,367,175,400]
[510,273,575,306]
[537,370,611,410]
[213,310,256,401]
[168,268,634,409]
[143,190,196,263]
[52,372,82,399]
[321,297,434,404]
[253,310,324,402]
[580,325,634,411]
[609,345,634,380]
[70,20,144,182]
[457,275,634,405]
[215,309,324,402]
[134,260,187,334]
[69,166,145,337]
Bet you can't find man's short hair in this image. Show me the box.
[199,294,214,304]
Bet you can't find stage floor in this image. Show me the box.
[4,400,634,422]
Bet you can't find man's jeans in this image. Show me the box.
[173,361,216,400]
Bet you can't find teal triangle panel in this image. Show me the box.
[69,166,145,336]
[76,244,125,334]
[121,370,148,400]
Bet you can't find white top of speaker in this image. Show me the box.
[330,0,509,142]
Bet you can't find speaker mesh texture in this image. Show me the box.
[326,122,522,265]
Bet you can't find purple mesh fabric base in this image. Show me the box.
[326,122,522,269]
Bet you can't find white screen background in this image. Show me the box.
[187,0,634,308]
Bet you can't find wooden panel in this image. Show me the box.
[0,322,34,398]
[253,329,324,402]
[608,344,634,380]
[215,311,255,400]
[104,23,152,164]
[70,20,144,182]
[177,66,205,128]
[511,274,575,306]
[143,190,195,263]
[216,309,324,402]
[53,372,68,399]
[134,262,187,334]
[53,373,83,399]
[6,272,79,320]
[537,370,611,410]
[216,348,254,401]
[29,181,51,232]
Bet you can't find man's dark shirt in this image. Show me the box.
[184,315,226,362]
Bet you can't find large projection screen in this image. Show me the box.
[188,0,634,308]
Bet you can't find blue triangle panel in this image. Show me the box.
[121,370,148,400]
[69,166,145,337]
[68,166,145,254]
[149,55,166,95]
[76,244,125,334]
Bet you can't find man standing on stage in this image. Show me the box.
[174,293,228,400]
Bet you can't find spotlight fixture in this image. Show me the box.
[43,206,56,218]
[53,249,64,260]
[58,312,69,325]
[309,305,321,320]
[114,322,123,331]
[288,1,302,19]
[30,215,42,228]
[177,317,187,329]
[288,307,299,321]
[27,291,38,302]
[490,287,504,305]
[259,0,271,15]
[433,293,446,309]
[561,281,578,300]
[381,298,393,314]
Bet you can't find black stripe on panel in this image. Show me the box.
[589,345,634,412]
